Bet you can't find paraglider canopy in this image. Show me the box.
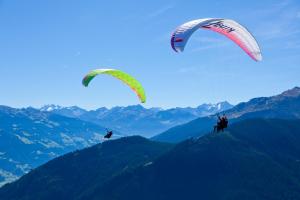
[82,68,146,103]
[171,18,262,61]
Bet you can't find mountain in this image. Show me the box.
[0,106,118,187]
[90,119,300,200]
[41,102,233,137]
[1,119,300,199]
[0,136,173,199]
[225,86,300,119]
[153,87,300,143]
[0,101,232,186]
[40,105,87,118]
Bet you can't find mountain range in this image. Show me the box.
[1,86,299,188]
[0,102,232,187]
[1,118,300,200]
[40,102,233,137]
[0,106,114,187]
[153,87,300,143]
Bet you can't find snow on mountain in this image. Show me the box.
[0,102,233,186]
[39,102,233,137]
[40,105,62,112]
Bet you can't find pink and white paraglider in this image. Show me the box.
[171,18,262,61]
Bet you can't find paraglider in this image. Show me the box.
[171,18,262,61]
[82,69,146,103]
[104,129,113,139]
[213,114,228,133]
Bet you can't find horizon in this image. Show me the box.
[2,85,299,110]
[1,0,299,109]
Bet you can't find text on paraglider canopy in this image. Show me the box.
[202,21,235,33]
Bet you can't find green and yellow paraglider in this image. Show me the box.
[82,69,146,103]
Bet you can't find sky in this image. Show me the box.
[0,0,299,109]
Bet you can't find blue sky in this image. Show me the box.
[0,0,299,109]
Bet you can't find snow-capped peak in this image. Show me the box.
[40,105,62,112]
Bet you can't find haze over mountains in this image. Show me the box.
[154,87,300,143]
[0,102,232,186]
[0,106,113,187]
[0,86,299,191]
[1,118,300,200]
[39,102,233,137]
